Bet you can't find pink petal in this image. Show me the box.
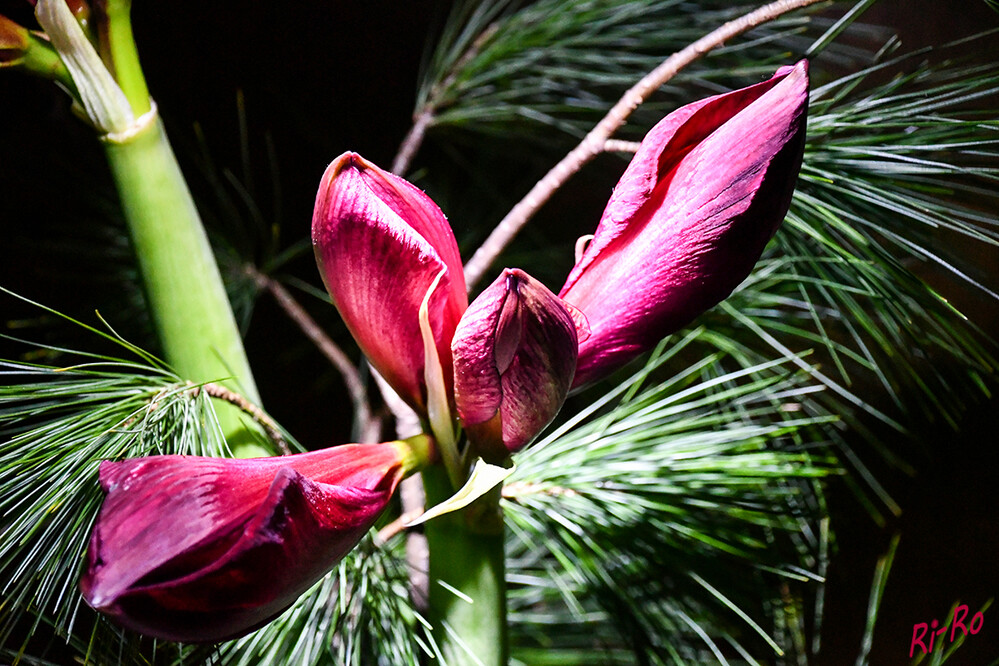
[560,61,809,386]
[81,444,404,642]
[312,153,467,412]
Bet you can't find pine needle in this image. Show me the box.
[416,0,881,145]
[505,339,839,662]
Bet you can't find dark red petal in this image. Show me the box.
[100,468,392,642]
[453,269,577,457]
[81,444,404,642]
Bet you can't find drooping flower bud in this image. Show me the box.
[312,152,468,414]
[0,15,30,67]
[452,269,578,459]
[80,437,431,643]
[560,61,810,387]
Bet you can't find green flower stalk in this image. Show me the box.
[93,0,151,115]
[101,117,265,446]
[34,0,263,448]
[423,466,508,666]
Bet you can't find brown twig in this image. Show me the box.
[400,475,429,609]
[603,139,642,154]
[461,0,827,290]
[391,107,436,177]
[389,24,498,176]
[375,506,427,544]
[197,382,292,454]
[247,266,378,443]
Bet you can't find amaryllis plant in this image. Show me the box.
[311,61,807,479]
[312,152,583,471]
[2,1,996,665]
[76,58,808,648]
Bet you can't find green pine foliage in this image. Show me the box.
[226,538,437,666]
[716,37,999,447]
[416,0,880,143]
[505,334,838,663]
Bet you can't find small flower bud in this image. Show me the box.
[0,15,30,67]
[452,269,578,459]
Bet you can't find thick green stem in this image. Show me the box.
[103,116,263,449]
[32,0,262,449]
[423,465,508,666]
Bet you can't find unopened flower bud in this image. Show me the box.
[312,152,468,416]
[452,269,578,459]
[0,15,30,67]
[560,61,810,387]
[81,437,431,643]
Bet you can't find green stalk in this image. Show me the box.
[77,0,264,451]
[103,117,263,449]
[423,465,508,666]
[17,34,75,89]
[33,0,262,449]
[98,0,150,115]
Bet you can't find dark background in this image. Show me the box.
[1,0,997,663]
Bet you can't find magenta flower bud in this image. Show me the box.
[312,152,468,413]
[452,269,578,459]
[560,61,810,387]
[80,440,427,643]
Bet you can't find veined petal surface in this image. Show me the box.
[313,152,467,411]
[453,269,577,458]
[80,443,405,643]
[560,62,809,387]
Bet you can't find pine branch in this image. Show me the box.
[417,0,871,145]
[197,382,291,454]
[711,41,999,443]
[504,334,840,661]
[221,538,437,666]
[462,0,828,289]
